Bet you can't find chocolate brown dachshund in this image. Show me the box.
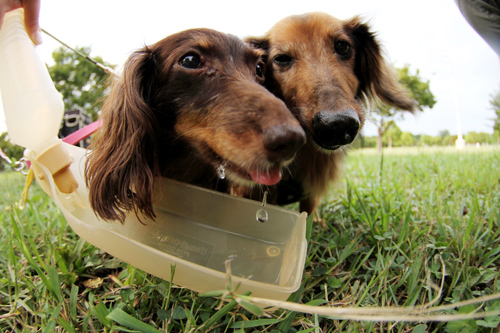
[85,28,306,223]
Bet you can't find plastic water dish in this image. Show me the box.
[29,143,308,301]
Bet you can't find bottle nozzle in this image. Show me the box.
[36,141,78,194]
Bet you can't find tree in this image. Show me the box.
[399,131,415,146]
[491,90,500,143]
[383,124,402,148]
[371,65,437,153]
[418,134,434,147]
[0,132,24,171]
[464,131,495,144]
[438,130,450,138]
[49,46,113,120]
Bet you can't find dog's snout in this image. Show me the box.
[263,125,306,162]
[312,109,360,149]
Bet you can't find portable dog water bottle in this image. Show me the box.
[0,8,78,193]
[0,9,307,300]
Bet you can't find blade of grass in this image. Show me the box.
[107,308,163,333]
[41,304,61,333]
[230,318,282,329]
[278,280,306,332]
[10,214,58,300]
[57,317,76,333]
[70,284,78,319]
[46,266,63,303]
[201,291,251,331]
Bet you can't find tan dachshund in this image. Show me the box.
[245,12,416,215]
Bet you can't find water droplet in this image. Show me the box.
[217,164,226,179]
[256,208,268,223]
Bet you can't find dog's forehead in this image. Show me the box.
[179,30,235,50]
[268,12,351,52]
[190,34,214,50]
[166,29,261,61]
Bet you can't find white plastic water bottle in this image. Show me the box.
[0,8,78,193]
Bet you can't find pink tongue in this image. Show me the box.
[249,168,282,186]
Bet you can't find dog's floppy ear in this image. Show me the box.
[346,17,416,112]
[85,46,161,223]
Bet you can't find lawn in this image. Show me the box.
[1,146,500,332]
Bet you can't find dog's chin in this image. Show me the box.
[226,173,259,188]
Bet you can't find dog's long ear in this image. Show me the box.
[85,47,160,223]
[346,17,416,112]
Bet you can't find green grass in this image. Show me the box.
[1,146,500,332]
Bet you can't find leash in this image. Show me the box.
[39,29,107,146]
[41,29,119,77]
[61,119,102,145]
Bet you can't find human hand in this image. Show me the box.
[0,0,42,45]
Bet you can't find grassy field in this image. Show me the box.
[1,146,500,332]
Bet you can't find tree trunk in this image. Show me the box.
[377,128,383,154]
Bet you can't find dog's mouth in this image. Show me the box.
[248,167,282,186]
[221,159,283,186]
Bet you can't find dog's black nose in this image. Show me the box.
[263,125,306,162]
[312,109,360,149]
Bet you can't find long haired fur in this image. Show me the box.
[85,28,305,223]
[245,12,416,214]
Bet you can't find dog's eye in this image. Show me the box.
[334,40,352,57]
[273,54,293,66]
[256,62,265,78]
[179,53,202,69]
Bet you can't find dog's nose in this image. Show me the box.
[263,125,306,162]
[312,109,360,149]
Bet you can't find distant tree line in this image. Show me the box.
[353,128,498,149]
[371,65,437,152]
[358,85,500,150]
[492,90,500,139]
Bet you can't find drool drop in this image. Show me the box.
[256,191,269,223]
[217,164,226,179]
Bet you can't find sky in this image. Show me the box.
[1,0,499,137]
